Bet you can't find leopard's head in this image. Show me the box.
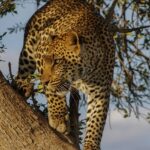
[41,31,85,92]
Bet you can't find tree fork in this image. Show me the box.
[0,71,78,150]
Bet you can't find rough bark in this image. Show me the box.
[0,71,78,150]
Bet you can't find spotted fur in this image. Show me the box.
[16,0,115,149]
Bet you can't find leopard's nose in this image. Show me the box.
[45,81,49,85]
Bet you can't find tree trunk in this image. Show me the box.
[0,71,78,150]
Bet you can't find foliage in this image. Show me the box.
[87,0,150,119]
[0,32,7,61]
[1,0,150,121]
[7,23,25,33]
[0,0,17,16]
[0,32,6,50]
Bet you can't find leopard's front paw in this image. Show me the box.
[15,78,33,98]
[22,83,33,98]
[49,113,70,134]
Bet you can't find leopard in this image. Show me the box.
[15,0,115,150]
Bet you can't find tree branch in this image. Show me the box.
[112,25,150,33]
[106,0,118,23]
[69,88,80,149]
[0,71,78,150]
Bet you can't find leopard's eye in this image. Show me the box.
[54,59,62,64]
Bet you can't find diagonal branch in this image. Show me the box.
[112,25,150,33]
[69,88,81,150]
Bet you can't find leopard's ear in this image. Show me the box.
[66,31,83,55]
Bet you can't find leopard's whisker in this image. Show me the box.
[56,82,70,92]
